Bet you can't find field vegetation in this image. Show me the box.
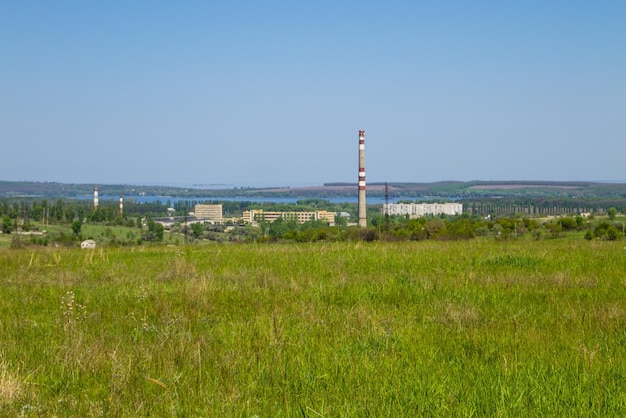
[1,239,626,415]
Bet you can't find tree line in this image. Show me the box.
[2,197,625,247]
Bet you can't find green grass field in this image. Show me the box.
[1,240,626,416]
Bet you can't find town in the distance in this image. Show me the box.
[2,131,626,247]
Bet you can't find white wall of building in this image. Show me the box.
[383,203,463,217]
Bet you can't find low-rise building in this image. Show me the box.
[242,210,335,225]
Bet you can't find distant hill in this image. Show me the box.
[1,180,626,199]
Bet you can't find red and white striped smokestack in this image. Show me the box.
[358,130,367,227]
[94,186,99,209]
[119,194,124,216]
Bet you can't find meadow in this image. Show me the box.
[1,239,626,416]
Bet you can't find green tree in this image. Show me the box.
[2,215,12,234]
[71,220,82,237]
[607,227,619,241]
[334,214,348,226]
[267,218,298,239]
[557,217,578,231]
[369,214,386,227]
[191,222,204,239]
[425,219,447,239]
[608,207,617,220]
[575,216,585,228]
[65,205,75,222]
[445,217,478,240]
[153,223,164,241]
[594,221,620,241]
[143,217,164,242]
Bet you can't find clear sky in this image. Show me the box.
[1,1,625,187]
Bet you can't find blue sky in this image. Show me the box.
[1,1,625,187]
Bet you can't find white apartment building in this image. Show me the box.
[383,202,463,217]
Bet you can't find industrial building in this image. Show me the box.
[194,204,223,221]
[383,203,463,217]
[242,210,335,225]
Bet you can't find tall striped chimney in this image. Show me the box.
[119,194,124,216]
[358,130,367,227]
[94,186,99,209]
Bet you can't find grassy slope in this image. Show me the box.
[1,240,626,416]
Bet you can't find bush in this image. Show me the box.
[593,221,621,241]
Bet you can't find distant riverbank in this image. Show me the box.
[5,180,626,201]
[84,195,432,205]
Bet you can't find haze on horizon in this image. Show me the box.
[1,1,625,188]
